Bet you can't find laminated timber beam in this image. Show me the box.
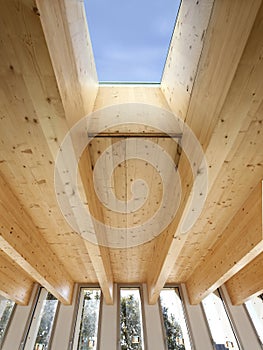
[148,0,262,304]
[167,0,263,284]
[0,0,98,295]
[37,0,114,303]
[186,181,263,305]
[0,174,73,304]
[0,250,34,305]
[226,252,263,305]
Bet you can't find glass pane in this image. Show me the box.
[0,297,15,346]
[75,289,101,350]
[202,290,240,350]
[120,288,144,350]
[160,288,192,350]
[84,0,181,82]
[245,294,263,345]
[33,293,58,349]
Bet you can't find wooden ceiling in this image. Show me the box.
[0,0,262,306]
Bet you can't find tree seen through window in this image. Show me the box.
[120,289,144,350]
[77,289,101,350]
[160,288,192,350]
[0,298,15,346]
[34,293,58,350]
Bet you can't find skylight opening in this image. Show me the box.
[84,0,181,83]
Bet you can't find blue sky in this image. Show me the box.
[84,0,181,82]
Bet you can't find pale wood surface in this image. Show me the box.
[91,86,179,283]
[186,181,263,304]
[0,251,33,305]
[226,252,263,305]
[37,0,115,303]
[0,0,262,306]
[148,0,262,304]
[0,174,74,304]
[0,0,98,304]
[168,0,263,285]
[161,0,214,119]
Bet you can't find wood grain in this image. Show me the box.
[186,181,263,304]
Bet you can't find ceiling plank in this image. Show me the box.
[92,86,173,284]
[167,0,263,284]
[0,250,34,305]
[94,85,171,111]
[36,0,114,303]
[0,174,74,304]
[186,181,263,304]
[0,0,98,284]
[226,252,263,305]
[148,0,262,304]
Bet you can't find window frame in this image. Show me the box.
[69,284,103,350]
[243,294,263,348]
[158,285,195,350]
[201,288,243,350]
[20,286,60,350]
[0,296,16,348]
[117,284,148,350]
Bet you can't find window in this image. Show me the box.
[245,294,263,345]
[0,296,15,347]
[202,290,240,350]
[160,288,192,350]
[24,288,59,350]
[72,288,101,350]
[84,0,181,82]
[119,287,145,349]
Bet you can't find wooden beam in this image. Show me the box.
[148,0,262,304]
[167,0,263,284]
[161,0,214,119]
[36,0,98,122]
[0,174,73,304]
[0,250,34,305]
[0,0,98,285]
[186,181,263,304]
[37,0,114,303]
[226,252,263,305]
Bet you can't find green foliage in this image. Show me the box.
[120,294,143,350]
[78,290,100,350]
[0,300,15,342]
[34,294,58,348]
[161,305,185,350]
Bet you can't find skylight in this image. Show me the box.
[84,0,181,83]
